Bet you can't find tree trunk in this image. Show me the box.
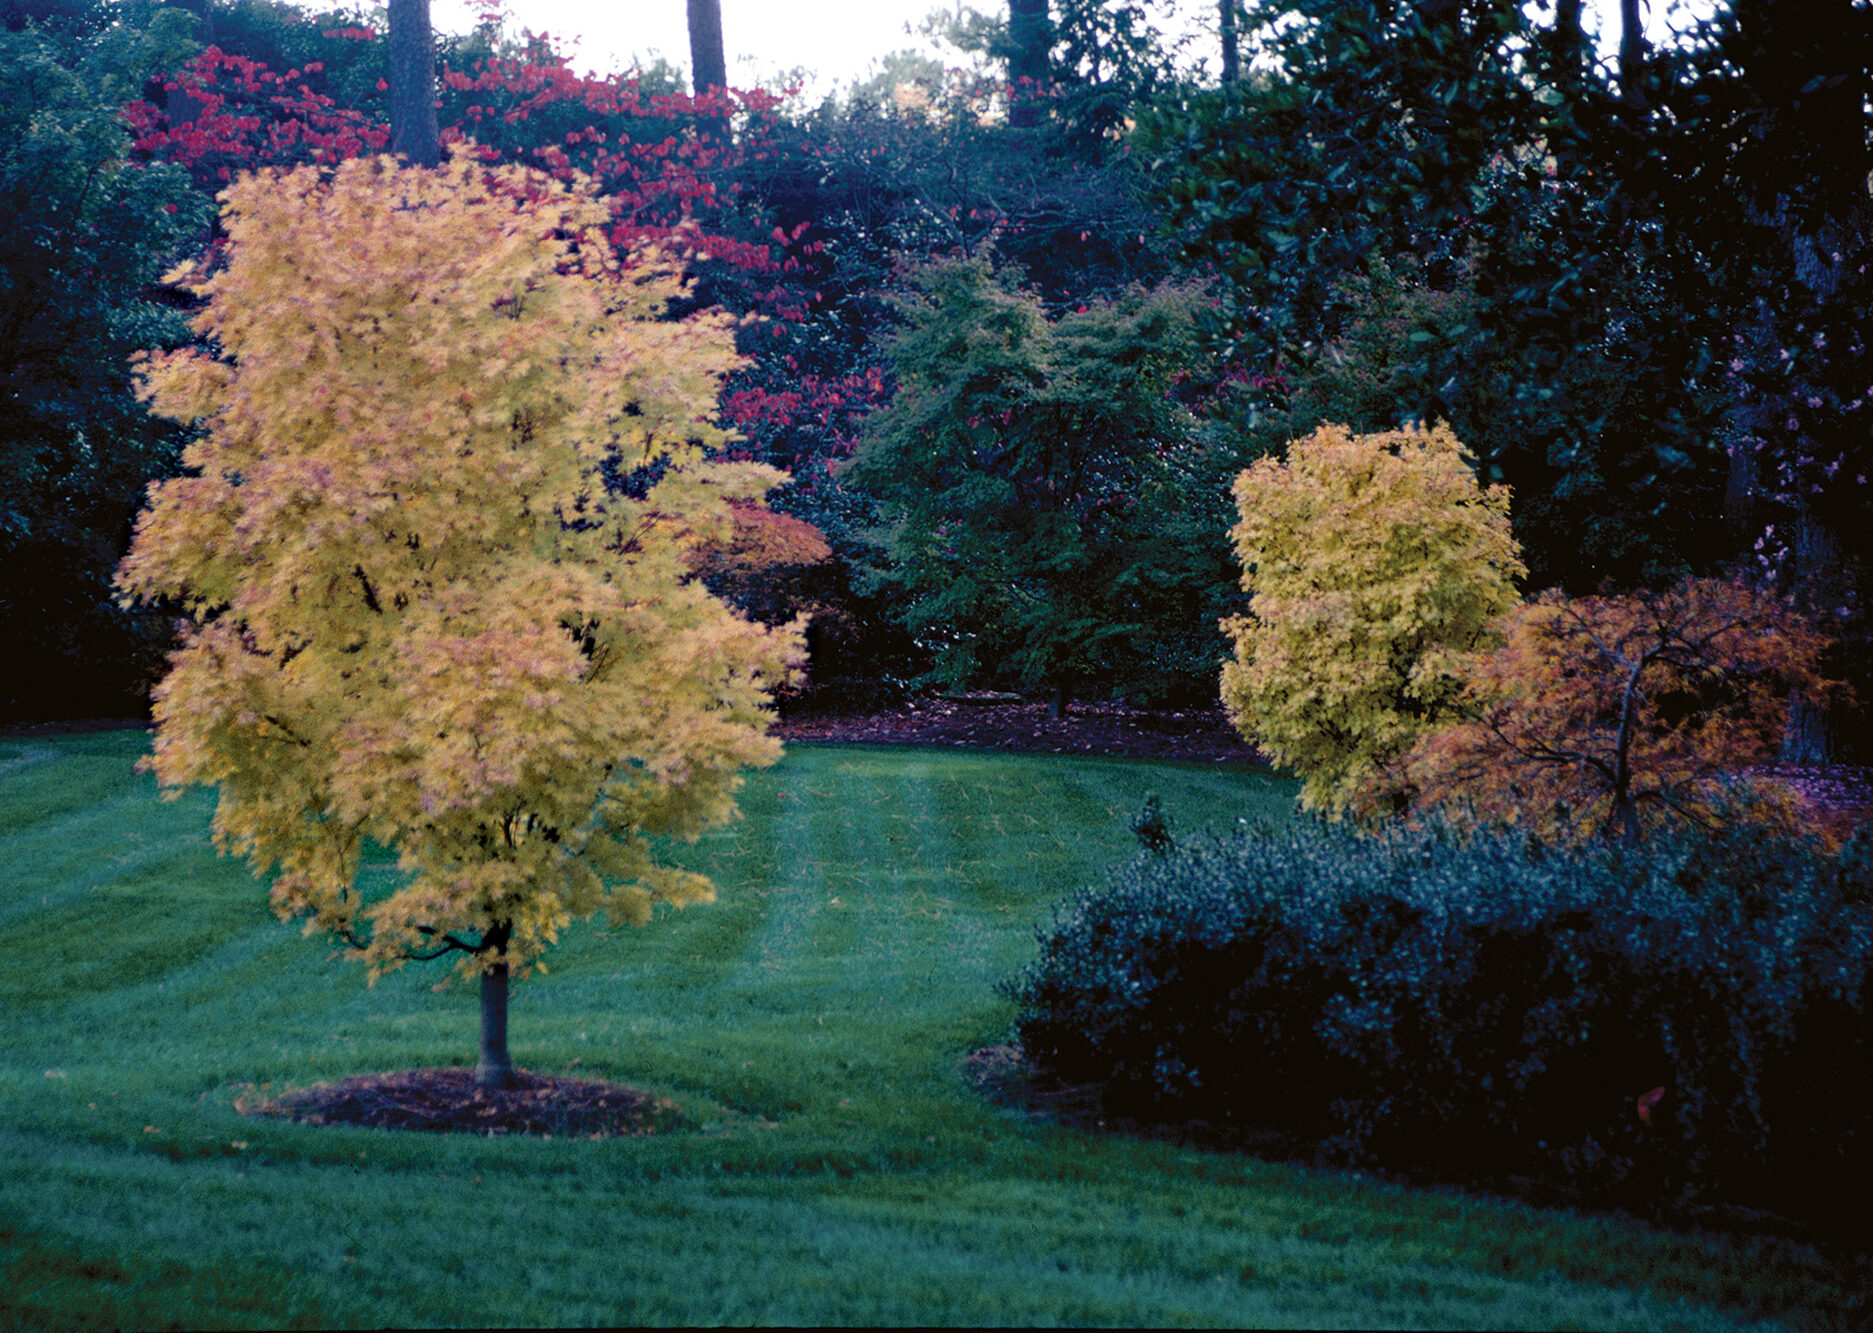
[475,924,518,1089]
[1780,508,1844,765]
[163,0,214,128]
[1725,0,1871,762]
[1219,0,1239,85]
[1724,431,1760,547]
[1549,0,1586,88]
[687,0,727,95]
[388,0,441,167]
[1609,658,1645,842]
[1008,0,1049,128]
[1618,0,1648,111]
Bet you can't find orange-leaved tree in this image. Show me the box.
[1221,422,1524,815]
[1398,578,1835,841]
[116,151,804,1088]
[687,503,833,626]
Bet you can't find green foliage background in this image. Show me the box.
[0,13,210,717]
[849,257,1238,705]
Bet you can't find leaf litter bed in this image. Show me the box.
[774,698,1268,765]
[241,1068,687,1138]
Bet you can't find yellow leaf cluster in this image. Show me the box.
[1220,422,1523,815]
[116,152,804,981]
[1398,578,1836,842]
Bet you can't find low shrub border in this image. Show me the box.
[1003,817,1873,1238]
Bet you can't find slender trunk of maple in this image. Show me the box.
[1610,658,1645,841]
[687,0,727,95]
[476,923,517,1089]
[388,0,441,167]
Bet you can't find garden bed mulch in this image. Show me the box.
[777,701,1873,828]
[774,698,1268,766]
[238,1067,687,1139]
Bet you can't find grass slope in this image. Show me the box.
[0,731,1847,1329]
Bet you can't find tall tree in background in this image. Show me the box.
[160,0,213,127]
[1618,0,1648,110]
[387,0,438,165]
[1219,0,1239,83]
[1634,0,1873,761]
[0,15,209,719]
[1007,0,1049,126]
[687,0,725,94]
[849,258,1211,712]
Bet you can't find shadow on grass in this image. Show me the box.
[964,1041,1873,1332]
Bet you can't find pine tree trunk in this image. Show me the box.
[1008,0,1049,129]
[475,925,517,1090]
[1618,0,1648,111]
[1219,0,1239,85]
[687,0,727,95]
[388,0,441,167]
[164,0,215,128]
[1548,0,1586,106]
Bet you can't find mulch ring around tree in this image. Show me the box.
[238,1067,688,1138]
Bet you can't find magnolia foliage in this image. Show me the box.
[118,153,803,984]
[1221,422,1523,815]
[1399,578,1834,841]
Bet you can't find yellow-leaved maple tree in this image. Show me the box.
[116,152,803,1088]
[1221,422,1524,815]
[1397,578,1835,841]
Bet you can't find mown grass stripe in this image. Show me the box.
[0,732,1846,1330]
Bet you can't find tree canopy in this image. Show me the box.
[1400,579,1834,841]
[117,152,802,1084]
[1221,422,1524,815]
[849,255,1218,707]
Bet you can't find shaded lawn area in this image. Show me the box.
[0,731,1849,1329]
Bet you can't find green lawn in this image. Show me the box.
[0,731,1848,1329]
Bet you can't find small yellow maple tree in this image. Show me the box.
[116,152,803,1086]
[1220,422,1524,815]
[1397,578,1835,841]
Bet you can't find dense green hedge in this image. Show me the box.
[1004,818,1873,1232]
